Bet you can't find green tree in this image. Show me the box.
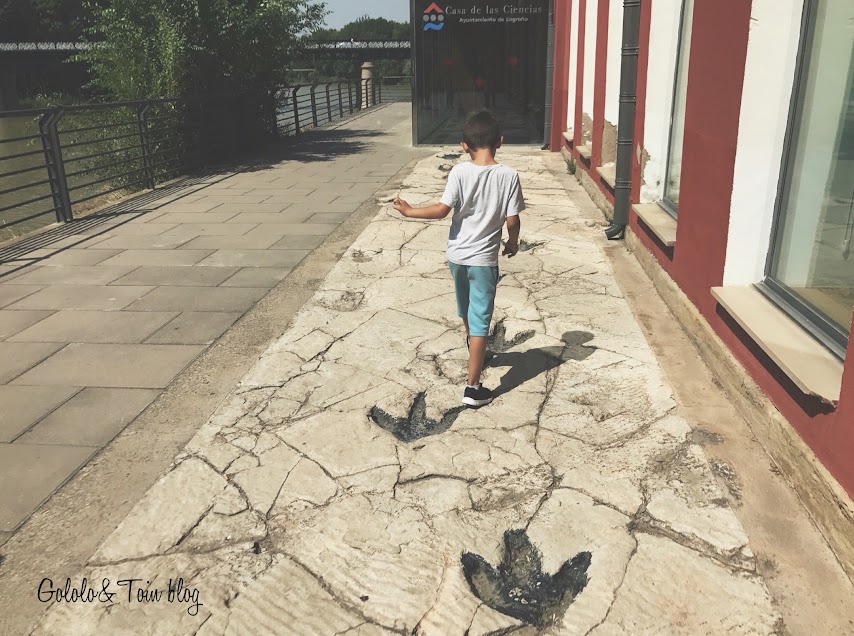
[81,0,327,100]
[305,15,410,83]
[0,0,86,41]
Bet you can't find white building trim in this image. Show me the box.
[582,0,598,125]
[604,0,623,129]
[723,0,805,286]
[567,0,579,132]
[639,0,683,203]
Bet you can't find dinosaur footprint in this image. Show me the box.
[518,239,546,252]
[484,320,536,365]
[369,392,465,442]
[461,529,592,628]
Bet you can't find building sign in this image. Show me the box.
[410,0,549,145]
[444,3,545,25]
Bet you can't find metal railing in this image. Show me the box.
[0,79,380,241]
[276,79,378,135]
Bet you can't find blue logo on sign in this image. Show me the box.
[423,2,445,31]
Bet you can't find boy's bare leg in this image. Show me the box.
[467,336,487,386]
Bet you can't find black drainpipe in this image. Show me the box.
[605,0,642,241]
[542,0,556,150]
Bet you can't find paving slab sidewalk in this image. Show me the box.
[0,103,425,540]
[27,151,792,635]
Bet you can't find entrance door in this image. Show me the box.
[411,0,549,145]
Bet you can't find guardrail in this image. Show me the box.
[278,79,378,135]
[0,79,380,240]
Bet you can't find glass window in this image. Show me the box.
[767,0,854,353]
[662,0,695,214]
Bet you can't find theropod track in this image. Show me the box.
[369,392,466,442]
[461,529,592,628]
[484,320,536,365]
[518,239,546,252]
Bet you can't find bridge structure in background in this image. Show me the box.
[0,40,413,61]
[301,40,411,61]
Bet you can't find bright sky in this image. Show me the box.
[321,0,410,29]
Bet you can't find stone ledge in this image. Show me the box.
[562,130,574,145]
[626,227,854,587]
[712,286,843,404]
[633,203,677,247]
[577,144,592,161]
[572,155,614,223]
[597,165,616,190]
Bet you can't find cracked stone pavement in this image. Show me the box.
[30,152,782,635]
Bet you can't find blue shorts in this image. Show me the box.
[448,262,499,337]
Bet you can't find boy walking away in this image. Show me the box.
[393,110,525,407]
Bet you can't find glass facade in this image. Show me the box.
[767,0,854,351]
[662,0,695,213]
[410,0,549,145]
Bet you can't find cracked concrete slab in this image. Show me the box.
[30,151,787,634]
[588,533,777,635]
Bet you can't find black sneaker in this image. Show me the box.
[463,385,494,407]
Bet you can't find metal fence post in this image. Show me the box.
[338,83,344,119]
[325,84,333,123]
[39,108,73,223]
[377,78,382,105]
[137,103,156,190]
[292,86,301,134]
[310,85,319,128]
[348,82,354,114]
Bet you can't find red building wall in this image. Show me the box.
[551,0,854,497]
[550,0,572,151]
[633,0,854,497]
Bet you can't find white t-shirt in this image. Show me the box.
[440,162,526,267]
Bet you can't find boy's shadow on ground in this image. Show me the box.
[489,331,596,398]
[370,331,597,442]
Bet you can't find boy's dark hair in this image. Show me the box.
[463,110,501,150]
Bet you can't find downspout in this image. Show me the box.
[542,0,556,149]
[605,0,642,240]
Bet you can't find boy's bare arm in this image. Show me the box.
[503,215,521,258]
[393,197,452,220]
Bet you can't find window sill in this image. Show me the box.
[597,165,616,190]
[711,286,844,404]
[563,130,574,145]
[632,203,677,246]
[577,144,591,161]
